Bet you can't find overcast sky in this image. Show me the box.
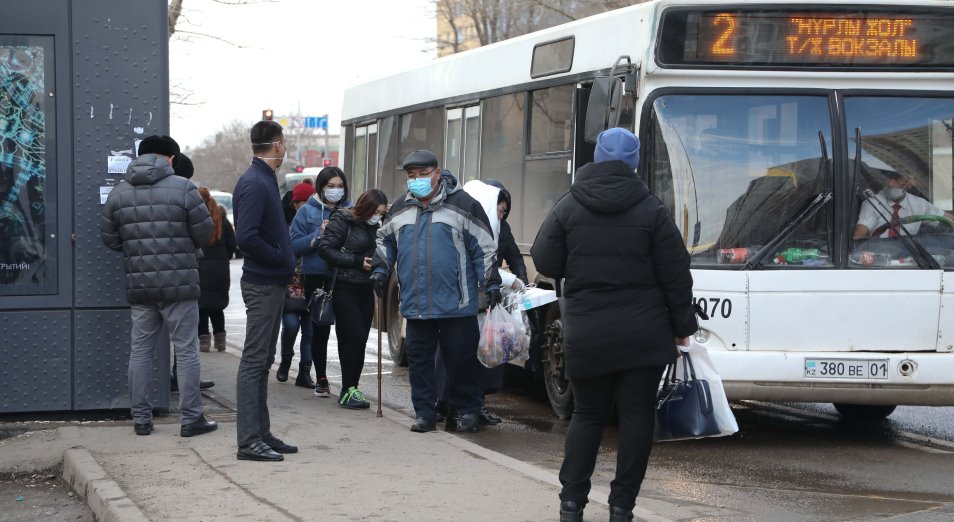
[169,0,436,150]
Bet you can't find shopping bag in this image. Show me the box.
[684,341,738,437]
[655,350,726,442]
[308,288,335,326]
[477,305,522,368]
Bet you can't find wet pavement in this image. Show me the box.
[223,260,954,520]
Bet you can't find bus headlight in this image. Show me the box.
[694,328,710,344]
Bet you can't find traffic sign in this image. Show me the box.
[277,115,327,130]
[306,116,328,130]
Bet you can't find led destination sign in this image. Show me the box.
[658,8,954,68]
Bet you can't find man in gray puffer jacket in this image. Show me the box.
[100,135,218,438]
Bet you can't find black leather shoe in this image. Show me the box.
[263,435,298,454]
[237,440,283,462]
[199,380,215,390]
[133,422,153,436]
[410,418,436,433]
[559,500,584,522]
[478,406,502,425]
[609,505,634,521]
[180,414,218,437]
[455,413,480,433]
[276,360,291,382]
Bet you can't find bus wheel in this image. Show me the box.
[385,277,407,367]
[833,403,897,420]
[542,314,573,419]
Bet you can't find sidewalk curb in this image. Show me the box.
[62,447,150,522]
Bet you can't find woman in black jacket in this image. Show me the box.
[317,189,388,409]
[197,187,236,352]
[531,128,698,522]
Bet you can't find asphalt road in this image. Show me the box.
[224,259,954,521]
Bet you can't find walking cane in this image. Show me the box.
[376,295,383,418]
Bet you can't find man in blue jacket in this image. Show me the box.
[232,120,298,462]
[371,150,501,433]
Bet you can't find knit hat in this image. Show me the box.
[173,153,194,179]
[292,181,316,202]
[594,128,639,170]
[138,135,180,158]
[402,149,438,171]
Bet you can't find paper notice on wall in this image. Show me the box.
[107,155,132,174]
[100,185,114,205]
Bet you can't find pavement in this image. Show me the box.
[0,342,673,522]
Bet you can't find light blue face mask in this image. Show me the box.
[407,177,434,198]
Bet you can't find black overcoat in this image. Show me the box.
[198,210,236,311]
[530,160,698,379]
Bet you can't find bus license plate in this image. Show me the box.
[804,359,889,379]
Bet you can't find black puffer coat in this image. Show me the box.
[530,160,697,379]
[317,209,377,284]
[100,154,213,304]
[198,209,236,310]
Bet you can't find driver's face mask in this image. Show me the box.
[885,186,906,201]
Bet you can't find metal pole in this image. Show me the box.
[323,113,330,164]
[376,295,383,418]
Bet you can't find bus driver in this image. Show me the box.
[853,171,954,240]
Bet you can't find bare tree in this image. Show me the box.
[187,120,255,192]
[434,0,647,55]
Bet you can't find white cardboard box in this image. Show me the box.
[520,287,557,310]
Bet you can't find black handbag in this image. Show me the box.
[654,352,720,441]
[308,270,337,326]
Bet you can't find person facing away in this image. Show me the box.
[318,189,389,410]
[370,149,501,434]
[99,134,218,438]
[854,170,954,239]
[530,127,698,522]
[289,166,353,398]
[196,186,236,353]
[232,120,298,462]
[277,181,317,387]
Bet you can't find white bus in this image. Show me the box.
[341,0,954,419]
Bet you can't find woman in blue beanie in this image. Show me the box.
[531,127,699,522]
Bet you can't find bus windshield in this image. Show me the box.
[650,94,834,267]
[847,96,954,268]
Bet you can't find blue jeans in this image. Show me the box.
[280,310,313,364]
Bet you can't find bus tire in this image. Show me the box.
[542,306,573,419]
[385,276,407,367]
[832,403,897,420]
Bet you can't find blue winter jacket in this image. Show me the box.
[372,171,500,319]
[233,158,296,286]
[289,194,352,275]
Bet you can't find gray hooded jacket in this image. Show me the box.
[100,154,213,304]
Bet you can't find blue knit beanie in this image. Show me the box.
[594,128,639,169]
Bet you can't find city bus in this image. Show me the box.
[340,0,954,419]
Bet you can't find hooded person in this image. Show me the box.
[100,134,219,438]
[530,127,698,522]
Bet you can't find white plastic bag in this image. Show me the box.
[477,305,526,368]
[666,341,738,438]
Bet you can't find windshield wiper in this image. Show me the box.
[851,128,939,270]
[742,192,832,270]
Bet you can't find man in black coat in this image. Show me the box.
[100,135,218,438]
[531,128,698,522]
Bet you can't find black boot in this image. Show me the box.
[295,362,315,389]
[609,505,634,521]
[276,360,291,383]
[559,500,584,522]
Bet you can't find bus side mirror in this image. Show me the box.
[584,76,623,143]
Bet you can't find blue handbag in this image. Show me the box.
[654,352,720,441]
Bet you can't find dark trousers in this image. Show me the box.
[198,308,225,335]
[304,274,332,378]
[405,316,482,420]
[333,281,374,392]
[559,365,665,511]
[236,281,284,448]
[280,309,313,364]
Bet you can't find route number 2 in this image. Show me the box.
[711,13,737,56]
[693,297,732,319]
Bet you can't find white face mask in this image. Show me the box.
[368,214,382,226]
[324,187,345,203]
[258,142,287,165]
[885,187,906,201]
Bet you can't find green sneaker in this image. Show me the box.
[339,386,370,409]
